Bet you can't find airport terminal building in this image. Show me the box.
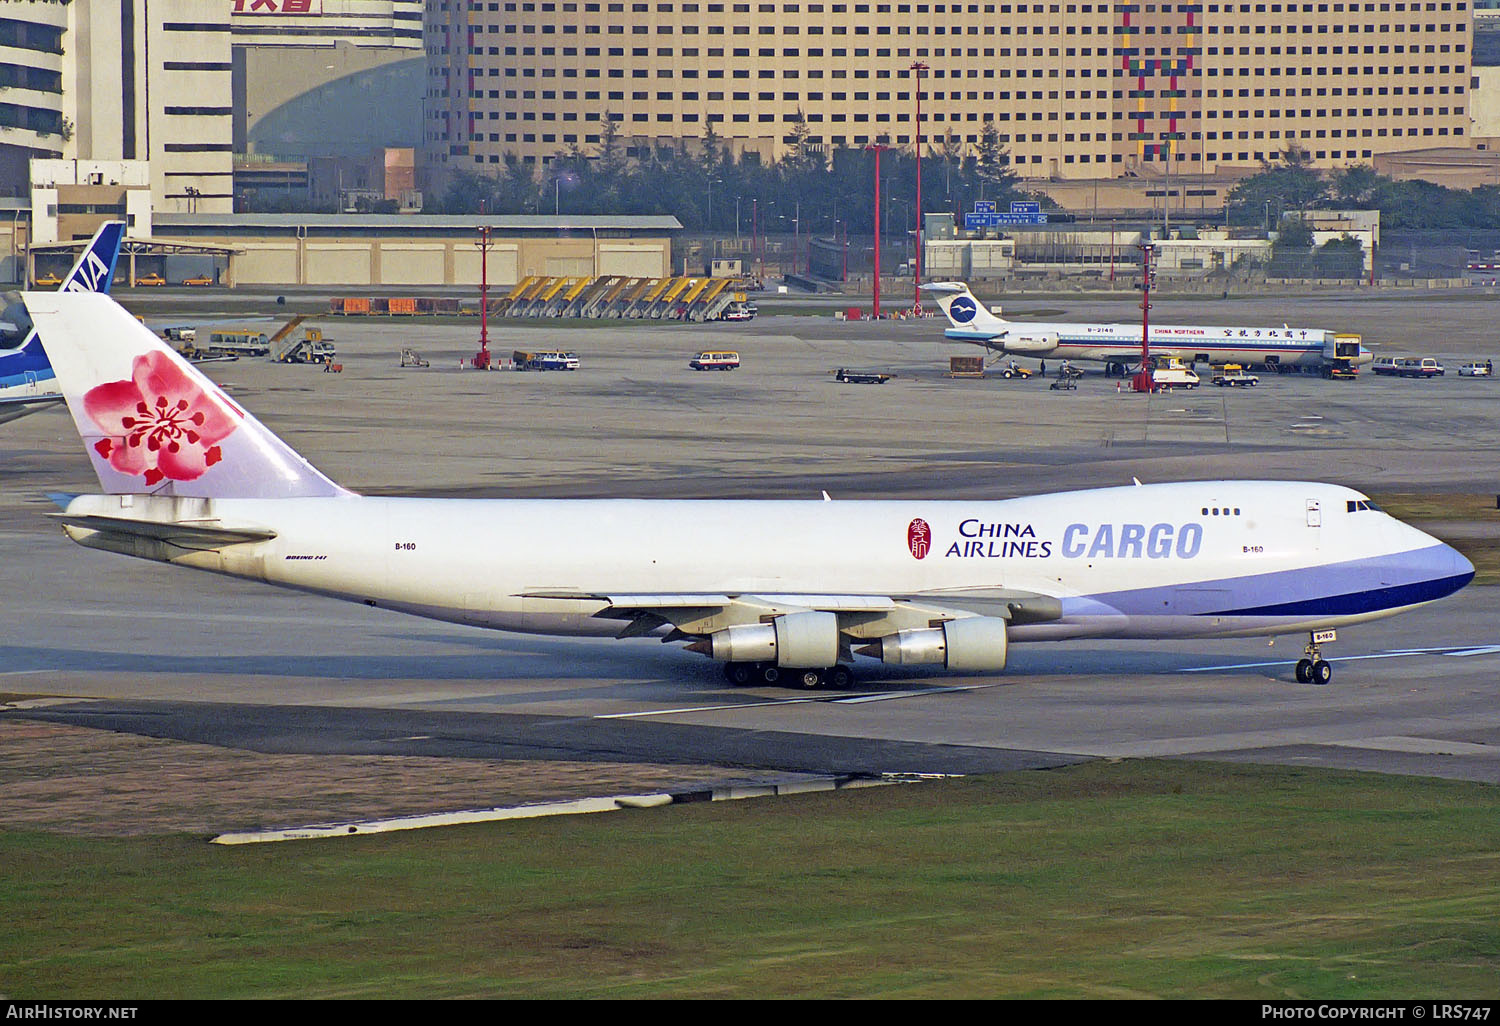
[424,0,1473,186]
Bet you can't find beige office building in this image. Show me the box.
[423,0,1473,188]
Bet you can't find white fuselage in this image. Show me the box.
[946,319,1338,369]
[62,481,1473,645]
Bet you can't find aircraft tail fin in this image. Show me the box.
[920,281,1008,334]
[23,291,351,499]
[59,221,125,294]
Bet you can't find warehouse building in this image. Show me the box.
[150,213,680,287]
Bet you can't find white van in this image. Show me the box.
[690,350,740,370]
[1153,366,1200,389]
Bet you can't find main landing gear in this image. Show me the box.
[722,662,855,690]
[1294,632,1334,685]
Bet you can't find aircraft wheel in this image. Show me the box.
[759,664,782,685]
[723,662,756,686]
[826,665,855,690]
[795,668,826,690]
[1295,659,1313,683]
[1310,660,1333,686]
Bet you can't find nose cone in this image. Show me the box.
[1412,538,1475,602]
[1439,542,1477,594]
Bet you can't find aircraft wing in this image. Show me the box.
[0,393,65,425]
[521,588,1060,640]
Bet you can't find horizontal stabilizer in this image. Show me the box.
[49,511,276,551]
[0,394,64,425]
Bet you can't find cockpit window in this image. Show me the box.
[1346,499,1379,513]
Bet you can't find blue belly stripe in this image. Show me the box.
[1211,572,1475,617]
[1063,545,1473,619]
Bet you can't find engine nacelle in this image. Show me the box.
[709,611,840,667]
[1008,331,1058,355]
[866,617,1008,671]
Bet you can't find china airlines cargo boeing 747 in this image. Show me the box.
[29,292,1471,689]
[924,281,1370,375]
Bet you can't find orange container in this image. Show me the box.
[389,297,418,315]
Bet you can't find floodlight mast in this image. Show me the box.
[1133,242,1157,393]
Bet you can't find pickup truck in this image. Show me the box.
[1212,368,1259,387]
[834,368,894,384]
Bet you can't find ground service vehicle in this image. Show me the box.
[1372,357,1401,376]
[202,329,270,357]
[1397,358,1444,378]
[1458,361,1492,377]
[999,361,1032,380]
[513,350,579,371]
[1153,366,1201,389]
[1213,366,1260,387]
[691,351,740,370]
[834,368,894,384]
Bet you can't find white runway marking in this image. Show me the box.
[596,681,1012,719]
[1179,645,1485,673]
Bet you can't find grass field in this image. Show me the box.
[3,760,1497,999]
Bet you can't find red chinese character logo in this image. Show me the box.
[907,518,931,560]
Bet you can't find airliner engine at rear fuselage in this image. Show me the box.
[923,281,1369,372]
[27,292,1471,689]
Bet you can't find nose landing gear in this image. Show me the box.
[1294,631,1335,685]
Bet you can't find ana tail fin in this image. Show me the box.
[920,281,1008,334]
[59,221,125,294]
[24,291,352,499]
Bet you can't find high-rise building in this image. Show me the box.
[424,0,1473,191]
[232,0,423,162]
[1,1,233,212]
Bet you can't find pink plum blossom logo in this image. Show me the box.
[82,351,239,486]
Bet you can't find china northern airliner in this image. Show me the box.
[27,291,1470,689]
[924,281,1369,374]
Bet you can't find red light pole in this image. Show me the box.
[867,142,888,319]
[474,224,492,370]
[1132,242,1157,393]
[910,61,928,314]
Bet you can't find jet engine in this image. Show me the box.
[1007,332,1058,355]
[858,616,1008,671]
[707,610,839,667]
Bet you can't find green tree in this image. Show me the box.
[1330,164,1382,208]
[1226,163,1327,231]
[1313,234,1365,278]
